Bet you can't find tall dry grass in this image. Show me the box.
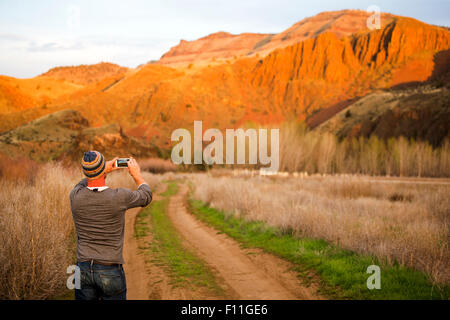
[0,163,77,299]
[0,159,163,299]
[186,123,449,177]
[191,173,450,285]
[139,157,177,174]
[278,122,450,177]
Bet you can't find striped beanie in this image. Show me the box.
[81,151,106,180]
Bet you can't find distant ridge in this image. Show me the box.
[158,9,396,66]
[1,10,449,158]
[41,62,129,85]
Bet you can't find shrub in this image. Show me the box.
[0,153,40,184]
[138,157,177,174]
[0,163,77,299]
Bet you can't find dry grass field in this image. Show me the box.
[190,171,450,286]
[0,155,448,299]
[0,162,76,299]
[0,158,162,300]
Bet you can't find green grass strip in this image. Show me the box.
[135,181,223,293]
[188,199,449,300]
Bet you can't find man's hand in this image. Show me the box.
[105,157,120,174]
[127,157,141,178]
[127,157,146,186]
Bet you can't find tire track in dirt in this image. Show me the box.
[167,182,322,300]
[123,185,173,299]
[123,207,150,299]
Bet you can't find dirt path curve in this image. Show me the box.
[167,183,322,300]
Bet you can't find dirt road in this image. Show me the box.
[123,207,150,299]
[124,181,321,300]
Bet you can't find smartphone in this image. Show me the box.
[115,158,130,168]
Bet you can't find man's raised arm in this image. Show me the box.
[128,158,146,187]
[125,157,152,209]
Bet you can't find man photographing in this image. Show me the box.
[70,151,152,300]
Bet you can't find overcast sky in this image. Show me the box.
[1,0,448,78]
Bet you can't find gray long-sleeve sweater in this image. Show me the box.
[69,178,152,264]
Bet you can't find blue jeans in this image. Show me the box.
[75,261,127,300]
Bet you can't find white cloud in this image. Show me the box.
[0,32,178,78]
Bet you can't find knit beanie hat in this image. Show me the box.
[81,151,106,180]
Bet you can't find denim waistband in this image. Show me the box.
[77,260,123,270]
